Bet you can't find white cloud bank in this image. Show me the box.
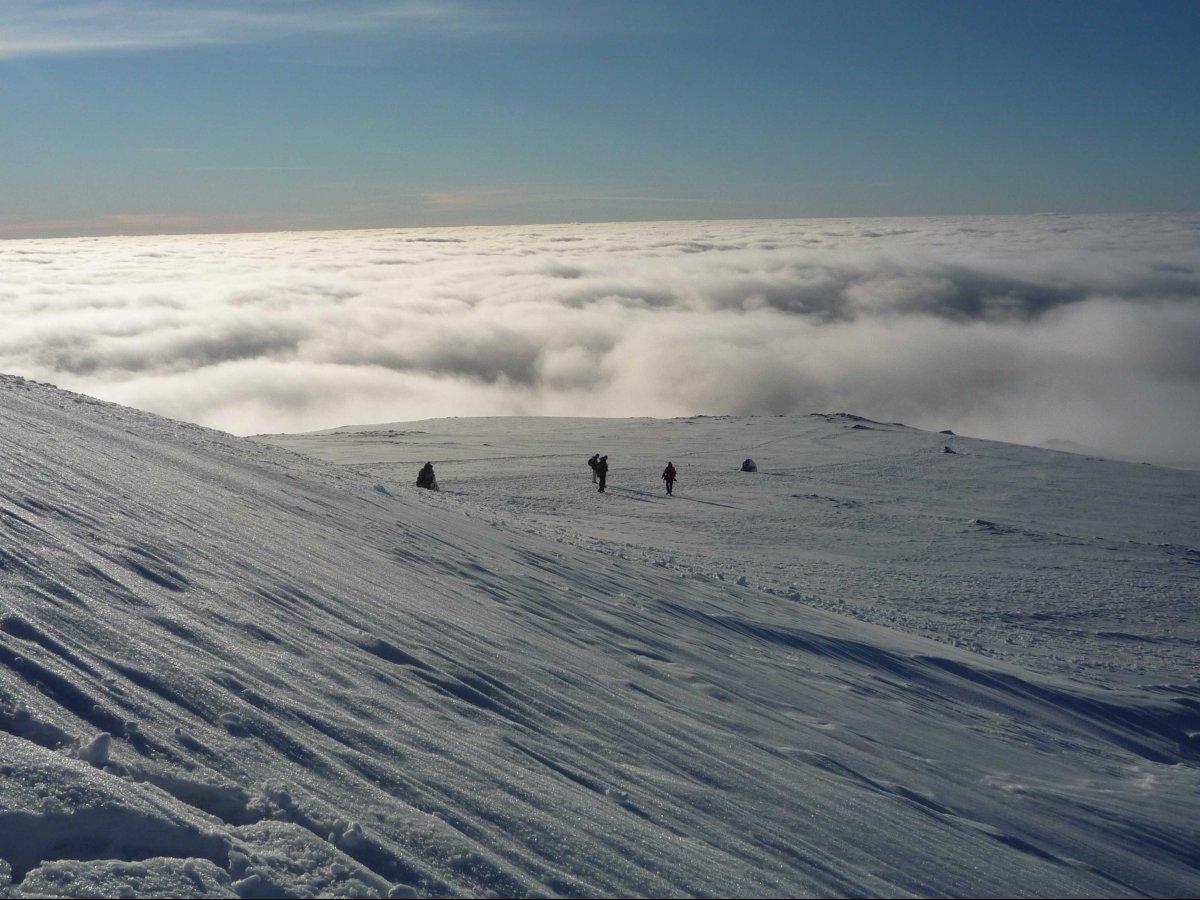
[2,214,1198,462]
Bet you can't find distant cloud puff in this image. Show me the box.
[1,214,1198,463]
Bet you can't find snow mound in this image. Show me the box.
[0,733,230,883]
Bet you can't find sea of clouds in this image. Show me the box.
[2,214,1198,462]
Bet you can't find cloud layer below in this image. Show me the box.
[2,214,1198,463]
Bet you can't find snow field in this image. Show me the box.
[0,374,1197,897]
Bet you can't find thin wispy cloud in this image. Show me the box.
[0,0,654,60]
[0,1,468,59]
[1,216,1198,464]
[421,186,700,211]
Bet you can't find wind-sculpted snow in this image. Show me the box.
[267,414,1200,689]
[2,214,1199,463]
[2,376,1200,897]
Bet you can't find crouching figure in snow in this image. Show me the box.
[416,461,439,491]
[741,458,757,473]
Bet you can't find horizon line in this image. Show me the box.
[3,207,1196,243]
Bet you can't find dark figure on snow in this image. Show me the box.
[596,455,608,493]
[416,461,439,491]
[587,453,600,483]
[662,462,677,496]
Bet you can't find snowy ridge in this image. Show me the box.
[1,374,1199,897]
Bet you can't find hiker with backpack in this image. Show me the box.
[662,462,677,496]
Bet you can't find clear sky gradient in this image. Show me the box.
[2,0,1198,237]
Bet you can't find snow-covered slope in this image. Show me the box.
[265,415,1200,689]
[2,377,1198,898]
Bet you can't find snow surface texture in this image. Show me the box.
[265,416,1200,690]
[2,215,1199,465]
[1,375,1198,897]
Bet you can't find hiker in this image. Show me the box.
[662,461,677,496]
[587,453,600,483]
[416,461,439,491]
[596,455,608,493]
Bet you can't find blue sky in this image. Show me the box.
[1,0,1197,237]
